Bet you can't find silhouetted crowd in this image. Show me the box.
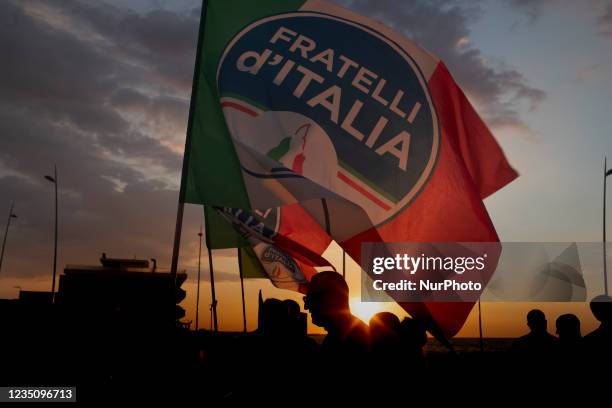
[2,270,611,402]
[205,271,612,401]
[511,295,611,369]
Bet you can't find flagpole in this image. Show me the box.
[195,225,203,331]
[170,0,208,280]
[604,157,610,296]
[257,290,264,330]
[237,248,247,333]
[321,199,331,235]
[207,245,218,332]
[478,299,484,353]
[205,208,219,333]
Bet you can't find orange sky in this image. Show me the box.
[177,241,603,338]
[0,230,604,338]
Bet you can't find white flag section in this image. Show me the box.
[215,206,331,292]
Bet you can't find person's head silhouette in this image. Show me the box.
[259,298,286,335]
[399,317,428,349]
[303,271,349,330]
[283,299,300,318]
[369,312,400,345]
[283,298,307,337]
[527,309,548,334]
[590,294,612,325]
[555,313,581,341]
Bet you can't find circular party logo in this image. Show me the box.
[217,12,439,226]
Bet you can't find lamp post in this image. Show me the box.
[44,165,58,302]
[0,202,17,275]
[604,158,612,296]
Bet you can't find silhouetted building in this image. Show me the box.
[18,290,53,305]
[56,253,187,330]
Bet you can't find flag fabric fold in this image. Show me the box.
[187,0,518,338]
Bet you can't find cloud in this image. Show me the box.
[339,0,545,138]
[0,0,201,282]
[0,0,542,285]
[504,0,612,38]
[577,61,612,80]
[598,0,612,36]
[502,0,559,23]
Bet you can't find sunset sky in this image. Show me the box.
[1,0,611,337]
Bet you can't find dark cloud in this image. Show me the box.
[504,0,612,39]
[502,0,559,22]
[0,0,200,283]
[599,0,612,36]
[340,0,545,135]
[0,0,541,286]
[41,0,200,91]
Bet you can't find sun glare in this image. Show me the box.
[349,298,386,323]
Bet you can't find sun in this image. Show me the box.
[349,298,386,323]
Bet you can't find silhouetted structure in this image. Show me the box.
[0,254,195,402]
[18,290,53,305]
[57,254,187,329]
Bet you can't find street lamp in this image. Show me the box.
[0,202,17,275]
[44,165,58,302]
[604,158,612,296]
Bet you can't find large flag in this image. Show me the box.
[182,0,518,337]
[210,204,333,292]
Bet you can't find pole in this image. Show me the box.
[604,157,609,296]
[210,304,213,331]
[170,203,185,280]
[170,1,208,279]
[51,165,58,302]
[0,202,16,274]
[342,250,346,279]
[196,226,203,331]
[237,248,247,333]
[478,299,484,353]
[321,199,330,235]
[207,244,218,332]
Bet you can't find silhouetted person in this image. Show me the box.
[556,313,581,345]
[512,309,559,365]
[369,312,401,367]
[284,298,301,316]
[257,298,286,336]
[584,294,612,363]
[241,297,318,402]
[555,313,583,368]
[281,298,318,358]
[283,299,307,337]
[370,312,400,345]
[398,317,428,370]
[303,271,369,377]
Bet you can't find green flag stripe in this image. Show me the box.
[182,0,305,208]
[240,246,268,279]
[204,206,247,249]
